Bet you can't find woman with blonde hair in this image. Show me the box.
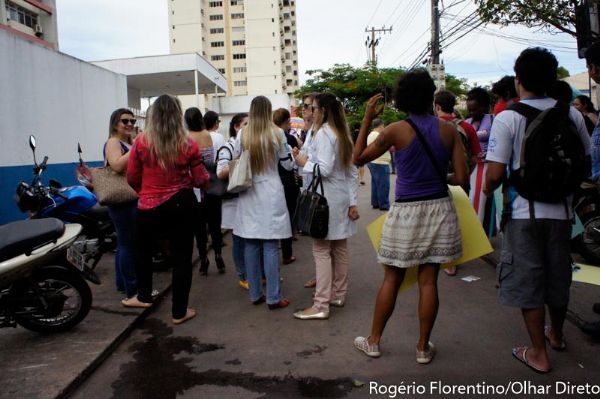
[126,94,209,325]
[228,96,294,309]
[293,93,360,320]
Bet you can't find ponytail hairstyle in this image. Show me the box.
[314,93,353,168]
[242,96,280,174]
[143,94,188,170]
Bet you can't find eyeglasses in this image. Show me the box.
[120,119,137,125]
[302,103,312,109]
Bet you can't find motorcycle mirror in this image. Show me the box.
[29,135,37,166]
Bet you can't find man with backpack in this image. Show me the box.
[485,47,591,373]
[434,90,481,178]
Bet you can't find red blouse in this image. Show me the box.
[127,135,209,210]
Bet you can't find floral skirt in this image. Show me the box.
[377,196,462,268]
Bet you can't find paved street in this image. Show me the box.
[2,173,600,398]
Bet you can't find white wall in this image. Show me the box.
[0,28,127,166]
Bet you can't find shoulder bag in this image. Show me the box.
[90,141,138,205]
[227,147,252,193]
[292,164,329,239]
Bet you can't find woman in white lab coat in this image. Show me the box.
[228,96,294,310]
[292,93,360,320]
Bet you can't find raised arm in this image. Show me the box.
[353,94,394,166]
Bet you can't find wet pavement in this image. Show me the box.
[2,175,600,398]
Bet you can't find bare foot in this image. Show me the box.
[172,308,197,325]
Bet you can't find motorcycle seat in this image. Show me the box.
[0,218,65,262]
[83,204,111,223]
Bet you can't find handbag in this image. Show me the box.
[292,164,329,239]
[205,145,230,197]
[89,166,137,205]
[227,148,252,193]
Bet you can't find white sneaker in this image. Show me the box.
[416,342,435,364]
[354,336,381,358]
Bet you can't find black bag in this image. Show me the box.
[206,145,238,199]
[507,102,588,203]
[293,165,329,239]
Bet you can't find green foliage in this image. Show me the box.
[474,0,577,36]
[295,64,470,130]
[557,66,571,79]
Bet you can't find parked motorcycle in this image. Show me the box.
[0,218,92,332]
[573,181,600,265]
[15,136,114,284]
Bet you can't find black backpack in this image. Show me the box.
[506,101,587,203]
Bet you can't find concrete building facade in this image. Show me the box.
[0,0,58,49]
[168,0,299,98]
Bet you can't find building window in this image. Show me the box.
[209,1,223,6]
[286,66,292,72]
[211,55,225,61]
[285,53,291,60]
[210,28,224,34]
[283,13,290,19]
[284,26,290,33]
[218,68,226,74]
[6,2,39,29]
[284,39,291,46]
[231,13,244,19]
[233,66,247,73]
[211,41,225,47]
[232,40,245,46]
[233,53,246,59]
[232,26,244,32]
[231,0,243,5]
[209,14,224,20]
[234,80,247,87]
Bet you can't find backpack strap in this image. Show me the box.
[506,102,542,128]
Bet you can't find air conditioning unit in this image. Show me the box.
[34,24,43,36]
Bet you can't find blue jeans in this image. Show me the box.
[232,234,246,281]
[107,203,137,297]
[244,239,281,304]
[368,163,390,210]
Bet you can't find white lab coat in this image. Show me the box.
[229,128,293,239]
[217,137,238,230]
[302,123,358,240]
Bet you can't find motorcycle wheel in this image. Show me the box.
[14,268,92,333]
[573,234,600,266]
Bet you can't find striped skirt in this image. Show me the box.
[377,196,462,268]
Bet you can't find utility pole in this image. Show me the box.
[430,0,440,64]
[429,0,445,89]
[365,26,392,66]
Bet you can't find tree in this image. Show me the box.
[295,64,470,129]
[474,0,577,37]
[557,66,571,79]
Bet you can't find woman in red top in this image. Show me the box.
[124,94,209,325]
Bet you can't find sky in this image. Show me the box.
[56,0,588,88]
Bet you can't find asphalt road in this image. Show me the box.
[65,178,600,399]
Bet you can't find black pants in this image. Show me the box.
[135,189,196,319]
[196,194,223,259]
[281,181,299,260]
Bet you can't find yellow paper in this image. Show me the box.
[573,263,600,286]
[367,186,493,292]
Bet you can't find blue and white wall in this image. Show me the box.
[0,29,127,224]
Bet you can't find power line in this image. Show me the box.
[365,0,386,29]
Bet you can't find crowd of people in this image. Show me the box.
[98,45,599,373]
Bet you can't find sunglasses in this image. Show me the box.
[302,103,312,108]
[120,118,137,125]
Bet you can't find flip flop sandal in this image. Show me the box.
[544,326,567,350]
[512,346,551,374]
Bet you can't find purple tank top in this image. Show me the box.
[394,115,450,200]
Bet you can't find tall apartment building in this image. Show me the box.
[0,0,58,48]
[168,0,299,98]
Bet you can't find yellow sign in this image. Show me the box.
[367,186,494,292]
